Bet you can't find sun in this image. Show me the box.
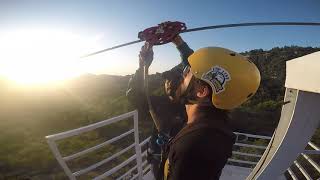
[0,28,92,85]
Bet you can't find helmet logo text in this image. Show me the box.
[202,66,231,94]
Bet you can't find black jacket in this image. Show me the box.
[165,106,236,180]
[126,42,193,154]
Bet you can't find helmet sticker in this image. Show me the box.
[202,66,231,94]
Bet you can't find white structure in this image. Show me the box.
[46,51,320,180]
[246,51,320,180]
[46,111,149,180]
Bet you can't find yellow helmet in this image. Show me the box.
[188,47,261,110]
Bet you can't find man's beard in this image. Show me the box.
[167,76,199,105]
[169,77,212,106]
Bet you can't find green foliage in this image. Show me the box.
[254,100,283,112]
[0,74,136,179]
[232,46,320,135]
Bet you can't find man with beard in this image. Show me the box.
[161,47,261,180]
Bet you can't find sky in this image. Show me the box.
[0,0,320,81]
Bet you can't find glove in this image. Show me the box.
[139,42,154,68]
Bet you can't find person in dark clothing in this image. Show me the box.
[160,47,261,179]
[129,31,261,179]
[164,105,235,180]
[126,35,193,178]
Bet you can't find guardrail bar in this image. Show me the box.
[133,111,143,180]
[228,158,257,165]
[64,129,134,161]
[232,151,262,158]
[294,160,312,180]
[141,150,148,158]
[303,150,320,155]
[139,137,151,147]
[130,173,139,180]
[301,153,320,173]
[143,164,151,174]
[47,139,76,180]
[308,142,320,150]
[93,154,137,180]
[141,160,148,168]
[234,143,267,149]
[116,165,138,180]
[287,168,298,180]
[46,111,136,141]
[234,132,272,140]
[73,143,135,177]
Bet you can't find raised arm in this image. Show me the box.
[172,35,194,66]
[126,43,154,113]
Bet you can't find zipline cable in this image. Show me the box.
[81,22,320,58]
[183,22,320,33]
[81,40,142,58]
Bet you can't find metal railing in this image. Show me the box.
[226,132,320,179]
[228,132,272,166]
[46,110,275,179]
[286,142,320,180]
[46,110,320,180]
[46,110,151,180]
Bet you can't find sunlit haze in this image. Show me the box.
[0,29,81,84]
[0,0,319,85]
